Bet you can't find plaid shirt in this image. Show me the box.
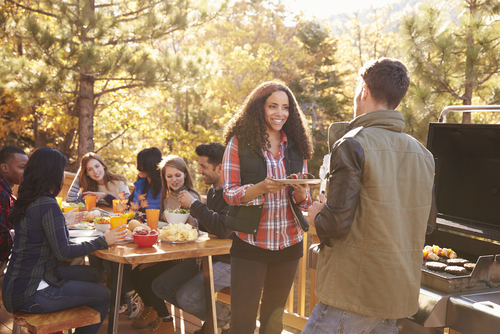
[2,195,108,312]
[0,177,14,262]
[223,133,311,251]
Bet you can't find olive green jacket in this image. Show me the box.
[314,110,435,319]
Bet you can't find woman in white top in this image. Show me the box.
[66,153,130,207]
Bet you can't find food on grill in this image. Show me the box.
[423,249,440,261]
[431,245,458,259]
[444,266,467,275]
[464,263,476,271]
[447,258,469,265]
[425,262,447,271]
[286,172,315,180]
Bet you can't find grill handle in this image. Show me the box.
[439,105,500,123]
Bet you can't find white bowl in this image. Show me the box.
[165,212,189,224]
[95,223,111,232]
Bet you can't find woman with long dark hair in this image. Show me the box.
[2,147,126,334]
[66,152,130,206]
[129,147,163,211]
[128,155,199,334]
[222,81,313,334]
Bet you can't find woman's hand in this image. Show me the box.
[137,263,157,271]
[83,191,107,201]
[259,176,287,194]
[290,183,307,203]
[64,208,85,225]
[103,225,127,246]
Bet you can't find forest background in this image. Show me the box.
[1,0,499,193]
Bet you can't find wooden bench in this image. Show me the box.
[0,291,100,334]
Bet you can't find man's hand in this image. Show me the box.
[307,193,326,227]
[178,190,195,208]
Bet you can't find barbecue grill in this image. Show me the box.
[310,105,500,334]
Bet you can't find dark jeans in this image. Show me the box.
[229,256,300,334]
[89,254,133,296]
[18,265,110,334]
[130,261,177,318]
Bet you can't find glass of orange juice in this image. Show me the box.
[63,205,78,213]
[110,216,127,231]
[146,209,160,230]
[85,194,97,211]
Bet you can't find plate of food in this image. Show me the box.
[158,222,198,243]
[274,179,321,185]
[273,172,320,186]
[68,222,94,230]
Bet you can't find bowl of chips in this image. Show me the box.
[165,209,190,225]
[159,222,198,243]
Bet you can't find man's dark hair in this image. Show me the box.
[0,146,26,164]
[195,143,226,167]
[358,58,410,110]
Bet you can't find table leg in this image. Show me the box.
[202,255,217,334]
[108,262,124,334]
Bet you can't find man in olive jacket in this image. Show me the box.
[303,58,435,333]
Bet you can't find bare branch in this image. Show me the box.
[96,84,142,96]
[95,126,130,154]
[6,0,59,18]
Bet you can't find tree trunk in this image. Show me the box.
[462,1,476,124]
[77,0,96,162]
[78,73,95,161]
[33,106,47,148]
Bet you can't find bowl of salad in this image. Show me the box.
[94,216,111,232]
[164,208,190,225]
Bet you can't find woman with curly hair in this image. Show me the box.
[222,81,313,334]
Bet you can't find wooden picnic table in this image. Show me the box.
[93,231,232,334]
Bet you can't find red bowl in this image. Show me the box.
[133,234,158,247]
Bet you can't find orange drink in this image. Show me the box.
[110,216,127,231]
[56,197,63,209]
[63,205,78,213]
[85,194,97,211]
[146,209,160,230]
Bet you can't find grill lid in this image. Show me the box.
[427,122,500,239]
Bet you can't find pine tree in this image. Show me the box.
[0,0,223,160]
[402,0,500,123]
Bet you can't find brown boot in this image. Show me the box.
[132,306,158,329]
[140,317,175,334]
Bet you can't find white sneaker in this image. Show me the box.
[126,291,144,319]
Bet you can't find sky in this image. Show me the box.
[287,0,398,19]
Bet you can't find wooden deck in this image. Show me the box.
[0,302,299,334]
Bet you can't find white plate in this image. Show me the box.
[158,221,168,228]
[69,230,101,238]
[274,179,321,185]
[160,237,198,244]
